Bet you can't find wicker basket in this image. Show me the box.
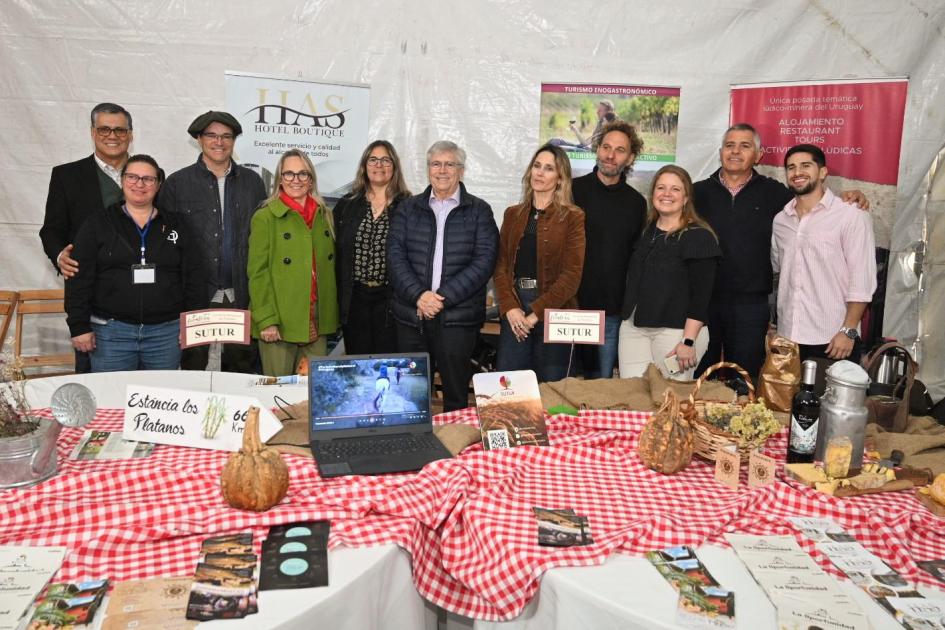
[682,361,764,462]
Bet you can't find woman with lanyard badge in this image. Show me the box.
[66,154,205,372]
[493,143,585,382]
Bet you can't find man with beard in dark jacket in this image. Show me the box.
[694,123,868,383]
[572,121,647,379]
[158,111,266,372]
[388,141,499,411]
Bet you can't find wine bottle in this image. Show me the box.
[787,360,820,463]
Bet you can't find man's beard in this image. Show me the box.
[597,159,623,178]
[789,180,818,196]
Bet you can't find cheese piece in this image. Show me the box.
[787,463,828,484]
[824,438,853,479]
[848,473,888,490]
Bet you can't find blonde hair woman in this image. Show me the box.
[248,149,338,376]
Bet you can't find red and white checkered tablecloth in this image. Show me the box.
[1,408,943,620]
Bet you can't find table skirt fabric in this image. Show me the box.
[1,408,944,621]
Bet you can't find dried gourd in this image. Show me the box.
[221,406,289,511]
[637,389,692,474]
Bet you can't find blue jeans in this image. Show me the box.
[580,314,620,379]
[496,287,574,383]
[90,319,181,372]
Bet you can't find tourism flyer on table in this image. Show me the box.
[775,593,873,630]
[69,430,155,461]
[646,546,736,628]
[786,516,856,543]
[885,596,945,630]
[26,579,108,629]
[103,577,194,630]
[725,533,867,625]
[472,370,549,450]
[185,534,258,621]
[0,546,67,630]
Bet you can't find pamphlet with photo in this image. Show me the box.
[473,370,548,450]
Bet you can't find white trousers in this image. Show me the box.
[618,319,709,380]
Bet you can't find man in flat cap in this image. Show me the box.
[158,110,266,372]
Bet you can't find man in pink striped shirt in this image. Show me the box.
[771,144,876,363]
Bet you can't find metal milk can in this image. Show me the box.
[814,361,870,467]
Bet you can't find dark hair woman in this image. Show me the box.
[66,154,205,371]
[333,140,411,354]
[618,164,721,380]
[493,144,585,382]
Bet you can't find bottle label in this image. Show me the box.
[790,414,819,454]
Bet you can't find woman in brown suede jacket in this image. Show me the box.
[493,143,586,382]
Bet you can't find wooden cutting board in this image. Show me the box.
[784,463,919,498]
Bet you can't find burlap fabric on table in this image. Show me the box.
[866,415,945,477]
[266,400,482,457]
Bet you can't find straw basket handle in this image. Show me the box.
[688,361,756,406]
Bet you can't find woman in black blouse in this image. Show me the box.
[334,140,411,354]
[618,164,721,380]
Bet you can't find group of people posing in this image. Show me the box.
[41,102,875,412]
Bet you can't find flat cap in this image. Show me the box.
[187,111,242,138]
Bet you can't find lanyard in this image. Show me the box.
[123,205,155,264]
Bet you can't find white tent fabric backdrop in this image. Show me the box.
[1,0,943,395]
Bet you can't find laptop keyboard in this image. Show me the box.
[315,434,441,460]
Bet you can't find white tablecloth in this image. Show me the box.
[444,545,934,630]
[25,371,436,630]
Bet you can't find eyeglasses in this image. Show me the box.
[123,173,159,186]
[95,126,130,139]
[201,132,235,142]
[428,161,463,171]
[281,170,312,182]
[367,156,394,167]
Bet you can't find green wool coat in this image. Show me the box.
[247,198,339,342]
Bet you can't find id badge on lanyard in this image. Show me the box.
[126,206,157,284]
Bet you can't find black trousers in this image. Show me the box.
[396,318,477,412]
[342,284,397,355]
[696,298,771,382]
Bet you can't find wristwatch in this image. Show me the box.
[839,326,858,340]
[682,338,695,347]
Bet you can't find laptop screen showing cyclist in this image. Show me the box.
[307,353,451,477]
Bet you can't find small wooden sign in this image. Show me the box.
[714,444,741,489]
[543,309,606,345]
[180,309,251,348]
[748,449,776,487]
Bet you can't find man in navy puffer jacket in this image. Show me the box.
[388,141,499,411]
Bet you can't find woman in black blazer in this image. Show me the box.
[333,141,411,354]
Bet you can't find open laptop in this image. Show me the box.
[308,352,453,477]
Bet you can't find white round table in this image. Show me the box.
[25,371,437,630]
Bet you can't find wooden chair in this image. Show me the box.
[0,290,17,354]
[13,289,74,377]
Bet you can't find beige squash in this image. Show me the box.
[221,406,289,511]
[637,389,693,474]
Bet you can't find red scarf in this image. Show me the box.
[279,192,319,332]
[280,191,317,228]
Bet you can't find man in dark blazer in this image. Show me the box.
[40,102,133,372]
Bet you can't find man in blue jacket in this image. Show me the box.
[388,141,499,411]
